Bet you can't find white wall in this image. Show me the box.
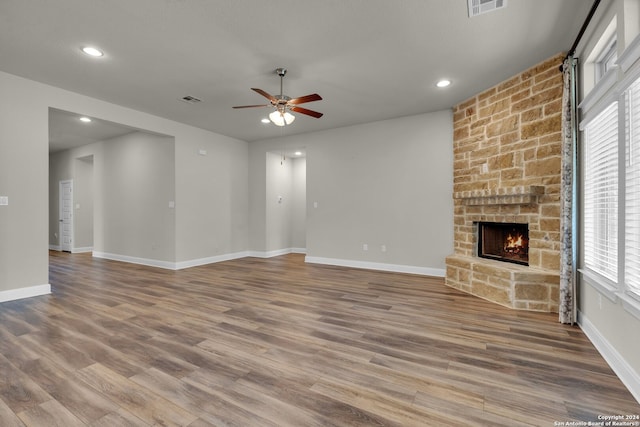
[74,156,94,250]
[266,152,293,252]
[49,125,247,268]
[291,157,307,250]
[0,73,49,296]
[100,132,175,262]
[174,131,248,264]
[249,110,454,275]
[51,131,175,260]
[0,70,249,297]
[1,68,451,299]
[249,151,306,256]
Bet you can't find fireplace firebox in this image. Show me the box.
[477,222,529,266]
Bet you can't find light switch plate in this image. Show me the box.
[0,196,8,206]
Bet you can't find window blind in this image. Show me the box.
[626,79,640,295]
[584,102,619,283]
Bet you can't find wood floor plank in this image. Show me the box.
[20,357,118,424]
[75,363,197,426]
[0,251,637,426]
[0,397,26,427]
[309,377,453,426]
[181,371,284,427]
[0,354,52,415]
[0,327,42,370]
[17,399,86,427]
[412,391,531,427]
[17,332,94,373]
[130,367,247,426]
[87,408,148,427]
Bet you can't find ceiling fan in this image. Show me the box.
[233,68,323,126]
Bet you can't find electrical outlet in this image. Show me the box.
[381,245,386,252]
[363,244,368,251]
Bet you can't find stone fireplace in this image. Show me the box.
[445,54,563,313]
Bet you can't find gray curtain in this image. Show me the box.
[559,56,578,324]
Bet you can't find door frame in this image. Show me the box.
[59,179,73,252]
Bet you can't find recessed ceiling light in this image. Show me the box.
[79,117,92,123]
[436,79,451,88]
[294,151,302,156]
[261,118,270,124]
[81,46,104,57]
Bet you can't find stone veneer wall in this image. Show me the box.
[445,53,564,313]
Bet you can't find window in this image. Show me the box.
[580,27,640,313]
[596,38,618,82]
[626,78,640,296]
[582,73,640,302]
[584,102,619,283]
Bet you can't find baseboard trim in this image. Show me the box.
[72,246,93,254]
[304,256,446,277]
[49,245,61,251]
[0,283,51,303]
[578,310,640,404]
[247,248,307,258]
[92,249,306,270]
[92,251,176,270]
[175,251,250,270]
[79,250,442,278]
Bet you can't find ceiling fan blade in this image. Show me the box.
[290,106,323,118]
[251,88,277,102]
[288,93,322,105]
[232,104,270,109]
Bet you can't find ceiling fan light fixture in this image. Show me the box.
[233,67,323,124]
[269,110,295,126]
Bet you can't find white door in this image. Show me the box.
[59,180,73,252]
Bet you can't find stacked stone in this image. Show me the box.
[445,54,564,313]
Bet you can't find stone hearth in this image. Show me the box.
[445,54,563,313]
[446,255,559,312]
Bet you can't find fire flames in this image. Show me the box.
[504,232,526,254]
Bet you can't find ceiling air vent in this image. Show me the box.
[468,0,506,17]
[180,95,202,104]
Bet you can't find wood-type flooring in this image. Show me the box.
[0,251,638,426]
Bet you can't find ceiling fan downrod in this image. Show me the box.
[276,67,286,99]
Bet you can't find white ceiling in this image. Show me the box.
[0,0,593,148]
[48,108,140,153]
